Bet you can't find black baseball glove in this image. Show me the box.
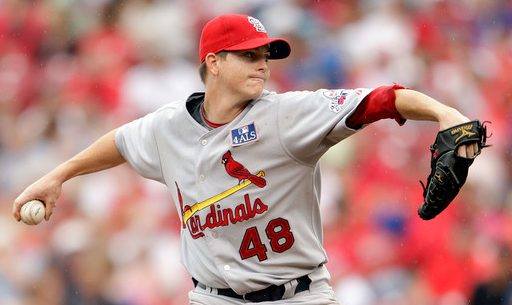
[418,120,489,220]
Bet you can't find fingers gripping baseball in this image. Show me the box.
[13,175,62,223]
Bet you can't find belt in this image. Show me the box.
[192,274,312,302]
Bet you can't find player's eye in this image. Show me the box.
[239,51,268,62]
[241,51,255,59]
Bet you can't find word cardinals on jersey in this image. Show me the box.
[181,193,269,239]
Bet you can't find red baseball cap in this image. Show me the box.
[199,14,291,62]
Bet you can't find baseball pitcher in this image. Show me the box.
[13,14,488,304]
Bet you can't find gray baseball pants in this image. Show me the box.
[188,265,340,304]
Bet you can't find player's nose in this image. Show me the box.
[257,60,269,76]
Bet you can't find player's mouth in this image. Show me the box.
[248,75,266,83]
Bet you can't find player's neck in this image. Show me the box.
[203,86,250,124]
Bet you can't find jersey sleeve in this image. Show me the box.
[277,88,373,164]
[346,84,407,129]
[115,111,165,183]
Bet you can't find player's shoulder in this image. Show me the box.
[257,89,318,103]
[150,100,185,120]
[262,88,372,103]
[154,100,182,113]
[136,100,187,131]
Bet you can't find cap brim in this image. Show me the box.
[224,37,291,60]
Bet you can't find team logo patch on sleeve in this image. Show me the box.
[322,89,350,113]
[231,122,258,146]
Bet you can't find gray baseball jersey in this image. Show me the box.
[115,88,372,295]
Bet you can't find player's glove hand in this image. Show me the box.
[418,120,490,220]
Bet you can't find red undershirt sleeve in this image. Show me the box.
[346,84,407,129]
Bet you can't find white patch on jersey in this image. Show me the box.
[322,89,349,113]
[247,16,267,33]
[231,122,258,146]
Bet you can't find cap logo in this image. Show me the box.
[247,16,267,33]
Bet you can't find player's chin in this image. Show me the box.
[244,81,265,99]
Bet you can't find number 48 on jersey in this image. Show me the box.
[239,217,295,261]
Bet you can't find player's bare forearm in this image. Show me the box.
[13,129,125,221]
[394,89,470,130]
[394,89,479,158]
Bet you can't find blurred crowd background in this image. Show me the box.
[0,0,511,304]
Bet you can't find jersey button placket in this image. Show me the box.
[197,138,207,184]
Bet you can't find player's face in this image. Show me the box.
[219,46,270,101]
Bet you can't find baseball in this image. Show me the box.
[20,200,46,225]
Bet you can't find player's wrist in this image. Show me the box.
[50,161,77,184]
[437,107,470,131]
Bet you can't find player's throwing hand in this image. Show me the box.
[13,173,63,222]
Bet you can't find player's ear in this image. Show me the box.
[205,53,221,77]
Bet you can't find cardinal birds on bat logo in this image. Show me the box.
[176,150,269,238]
[222,150,266,188]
